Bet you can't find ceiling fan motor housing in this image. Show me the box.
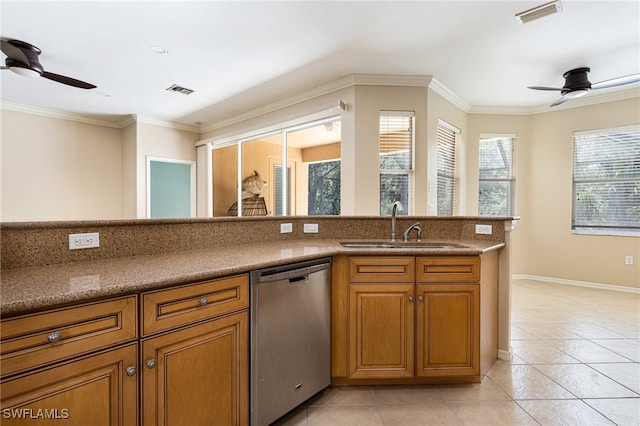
[561,67,591,94]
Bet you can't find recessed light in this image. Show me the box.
[149,45,168,54]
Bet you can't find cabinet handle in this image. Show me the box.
[146,359,157,369]
[199,297,208,306]
[418,296,424,302]
[126,366,137,376]
[408,296,414,302]
[47,331,62,343]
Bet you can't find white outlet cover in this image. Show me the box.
[280,223,293,233]
[69,232,100,250]
[303,223,319,233]
[475,224,493,235]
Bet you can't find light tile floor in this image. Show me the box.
[275,279,640,425]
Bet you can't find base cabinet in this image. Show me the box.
[349,284,414,379]
[0,343,138,425]
[416,284,479,377]
[333,254,492,384]
[141,311,248,426]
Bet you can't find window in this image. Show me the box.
[308,160,341,215]
[379,112,414,215]
[273,163,291,216]
[479,136,516,216]
[573,125,640,235]
[437,120,459,215]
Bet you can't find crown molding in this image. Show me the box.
[428,78,472,112]
[0,101,128,128]
[200,74,435,133]
[0,101,201,132]
[134,115,200,133]
[470,87,640,115]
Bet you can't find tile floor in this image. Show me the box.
[275,279,640,425]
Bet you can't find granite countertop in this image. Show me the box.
[0,239,504,317]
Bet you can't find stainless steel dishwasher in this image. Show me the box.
[250,257,332,426]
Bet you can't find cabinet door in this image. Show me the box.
[1,343,138,425]
[349,284,414,379]
[416,284,480,377]
[141,311,248,426]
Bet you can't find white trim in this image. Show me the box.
[429,78,472,112]
[498,349,512,361]
[437,118,461,134]
[513,274,640,294]
[573,123,640,137]
[134,114,200,133]
[0,101,201,132]
[470,87,640,115]
[146,156,197,219]
[480,133,517,140]
[1,101,130,128]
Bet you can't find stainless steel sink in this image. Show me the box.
[340,241,467,249]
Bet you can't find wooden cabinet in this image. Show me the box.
[349,283,414,378]
[1,297,139,425]
[140,275,249,426]
[347,257,415,379]
[416,257,481,377]
[415,284,479,377]
[333,254,494,384]
[1,273,250,426]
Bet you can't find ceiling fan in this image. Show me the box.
[529,67,640,107]
[1,38,96,89]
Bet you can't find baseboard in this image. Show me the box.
[498,349,512,361]
[512,274,640,294]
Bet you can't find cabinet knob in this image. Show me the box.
[47,331,62,343]
[146,359,157,369]
[126,366,137,377]
[408,296,414,302]
[199,297,208,306]
[418,296,424,302]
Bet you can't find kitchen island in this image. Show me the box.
[0,216,516,425]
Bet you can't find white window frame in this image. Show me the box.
[572,124,640,236]
[436,119,460,216]
[379,111,415,215]
[478,134,516,217]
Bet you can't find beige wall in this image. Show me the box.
[0,110,199,221]
[468,98,640,289]
[1,109,123,221]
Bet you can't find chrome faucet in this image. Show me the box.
[390,201,404,242]
[403,222,422,242]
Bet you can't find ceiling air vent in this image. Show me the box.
[166,84,194,95]
[515,0,562,24]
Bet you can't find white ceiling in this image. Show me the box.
[1,1,639,130]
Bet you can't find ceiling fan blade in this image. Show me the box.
[528,86,563,91]
[0,40,30,65]
[550,96,570,107]
[591,73,640,90]
[41,71,96,89]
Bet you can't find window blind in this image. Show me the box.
[437,121,458,216]
[573,126,640,233]
[479,137,516,216]
[379,112,414,215]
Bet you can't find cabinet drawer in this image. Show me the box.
[416,257,480,283]
[0,296,137,377]
[141,274,249,336]
[349,257,415,283]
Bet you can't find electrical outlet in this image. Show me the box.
[475,224,493,235]
[625,256,634,265]
[69,232,99,250]
[280,223,293,233]
[303,223,319,233]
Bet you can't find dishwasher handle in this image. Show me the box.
[254,261,331,284]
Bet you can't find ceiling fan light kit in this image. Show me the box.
[515,0,563,24]
[1,38,97,89]
[529,67,640,107]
